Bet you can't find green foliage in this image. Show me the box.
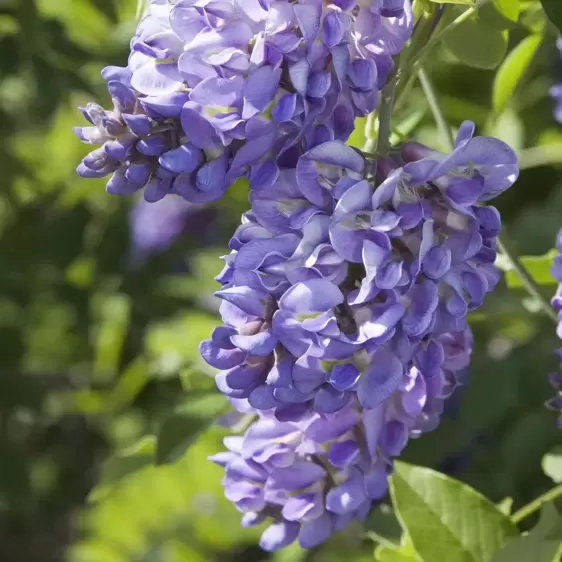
[542,447,562,483]
[443,15,508,69]
[503,250,558,288]
[492,34,542,113]
[492,504,562,562]
[539,0,562,33]
[389,461,518,561]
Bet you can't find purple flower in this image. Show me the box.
[74,0,413,200]
[551,38,562,123]
[202,122,516,421]
[211,325,472,550]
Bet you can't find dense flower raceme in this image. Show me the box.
[74,0,412,202]
[200,121,519,421]
[551,38,562,123]
[547,229,562,428]
[210,332,471,550]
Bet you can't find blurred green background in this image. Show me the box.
[0,1,561,561]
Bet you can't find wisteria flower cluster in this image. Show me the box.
[201,122,518,546]
[73,0,412,202]
[547,229,562,428]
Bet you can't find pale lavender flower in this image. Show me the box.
[211,325,472,550]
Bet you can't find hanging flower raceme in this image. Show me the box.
[547,229,562,428]
[551,38,562,124]
[73,0,412,202]
[211,326,472,550]
[201,121,518,422]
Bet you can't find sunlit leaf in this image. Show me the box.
[492,34,542,114]
[390,461,518,562]
[543,446,562,484]
[504,250,558,288]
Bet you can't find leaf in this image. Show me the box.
[90,0,118,22]
[443,19,508,69]
[504,249,558,288]
[493,0,520,22]
[390,461,518,562]
[539,0,562,33]
[93,436,156,497]
[375,535,419,562]
[543,446,562,484]
[492,34,542,113]
[497,497,514,516]
[492,504,562,562]
[156,395,227,465]
[427,0,475,4]
[366,504,403,548]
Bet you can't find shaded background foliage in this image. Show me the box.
[0,0,561,560]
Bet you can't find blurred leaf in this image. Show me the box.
[443,19,508,69]
[95,436,156,495]
[539,0,562,33]
[504,250,558,288]
[347,117,367,149]
[390,461,518,562]
[427,0,474,4]
[92,293,131,381]
[492,504,562,562]
[486,108,524,152]
[492,0,520,23]
[107,356,150,411]
[492,34,542,114]
[543,447,562,483]
[90,0,118,22]
[156,395,227,465]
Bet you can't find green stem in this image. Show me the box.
[511,484,562,524]
[376,70,398,156]
[419,65,558,325]
[497,236,558,323]
[418,67,454,149]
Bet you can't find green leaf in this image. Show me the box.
[427,0,475,4]
[366,504,403,548]
[492,34,541,113]
[543,446,562,484]
[156,396,227,465]
[504,249,558,288]
[93,436,156,498]
[443,19,508,69]
[390,461,518,562]
[492,504,562,562]
[539,0,562,33]
[492,0,520,22]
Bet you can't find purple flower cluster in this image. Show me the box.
[205,121,518,547]
[74,0,412,202]
[551,38,562,124]
[201,121,518,419]
[547,229,562,428]
[211,331,471,550]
